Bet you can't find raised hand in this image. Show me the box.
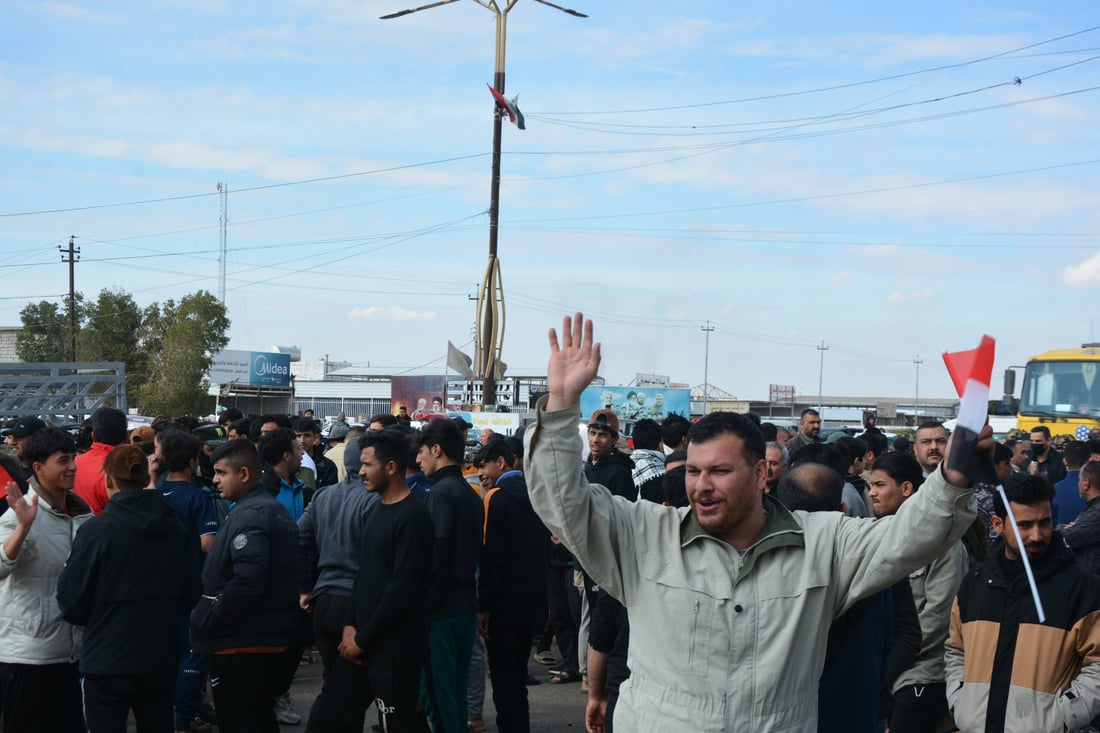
[942,422,995,488]
[546,312,601,411]
[3,482,36,528]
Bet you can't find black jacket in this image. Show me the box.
[312,451,339,490]
[424,465,484,619]
[947,534,1100,731]
[1036,447,1067,485]
[584,450,635,501]
[351,492,434,656]
[58,490,199,675]
[479,472,550,625]
[190,484,300,653]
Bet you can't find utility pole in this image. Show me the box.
[701,321,715,415]
[217,182,228,305]
[59,236,80,362]
[381,0,587,408]
[914,356,923,422]
[816,341,829,413]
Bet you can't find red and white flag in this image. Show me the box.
[487,84,526,130]
[943,335,995,432]
[944,334,1046,622]
[942,335,997,486]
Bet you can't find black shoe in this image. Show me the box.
[526,673,541,686]
[196,702,217,724]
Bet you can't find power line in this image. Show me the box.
[0,153,488,218]
[506,157,1100,224]
[528,54,1100,137]
[533,24,1100,115]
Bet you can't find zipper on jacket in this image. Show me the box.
[688,598,700,665]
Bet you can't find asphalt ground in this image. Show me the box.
[133,648,591,732]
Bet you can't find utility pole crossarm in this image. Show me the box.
[380,0,462,20]
[531,0,588,16]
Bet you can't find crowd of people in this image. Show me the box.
[1,313,1099,733]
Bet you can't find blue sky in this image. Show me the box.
[2,1,1098,403]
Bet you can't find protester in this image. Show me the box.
[58,444,199,733]
[73,407,129,514]
[154,429,219,733]
[584,410,634,500]
[945,473,1100,731]
[868,451,968,732]
[787,408,821,453]
[628,419,665,503]
[1053,439,1089,524]
[417,418,485,732]
[476,438,550,733]
[524,313,989,732]
[776,462,893,732]
[0,427,90,733]
[308,429,434,733]
[299,436,377,706]
[1062,459,1100,580]
[258,427,311,725]
[1029,426,1067,484]
[191,439,300,733]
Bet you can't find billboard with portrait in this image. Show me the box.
[391,375,447,420]
[579,386,690,423]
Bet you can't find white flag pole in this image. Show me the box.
[994,483,1046,623]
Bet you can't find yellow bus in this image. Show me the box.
[1012,344,1100,436]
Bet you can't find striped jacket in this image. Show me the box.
[944,535,1100,732]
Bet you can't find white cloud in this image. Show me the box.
[1061,251,1100,287]
[348,306,435,321]
[886,288,936,303]
[828,270,854,286]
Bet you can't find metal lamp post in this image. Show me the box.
[382,0,586,407]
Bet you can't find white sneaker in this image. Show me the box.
[274,693,302,725]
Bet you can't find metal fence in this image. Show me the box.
[0,362,126,422]
[293,398,391,422]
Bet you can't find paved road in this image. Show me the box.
[281,652,591,732]
[141,651,591,732]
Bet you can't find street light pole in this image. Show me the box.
[817,341,829,413]
[701,321,714,415]
[382,0,586,408]
[914,356,923,422]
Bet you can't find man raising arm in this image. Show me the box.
[525,313,989,733]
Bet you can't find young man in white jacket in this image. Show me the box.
[0,427,92,733]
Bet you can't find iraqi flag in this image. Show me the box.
[487,84,526,130]
[942,335,998,486]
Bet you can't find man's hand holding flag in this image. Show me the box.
[942,335,1046,622]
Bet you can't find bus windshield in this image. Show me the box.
[1019,360,1100,417]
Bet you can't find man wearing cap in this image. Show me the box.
[4,416,46,494]
[324,421,352,483]
[586,410,635,501]
[73,407,128,515]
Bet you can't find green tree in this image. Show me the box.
[138,291,230,416]
[78,288,146,388]
[16,296,84,362]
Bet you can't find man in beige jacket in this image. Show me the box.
[525,313,990,733]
